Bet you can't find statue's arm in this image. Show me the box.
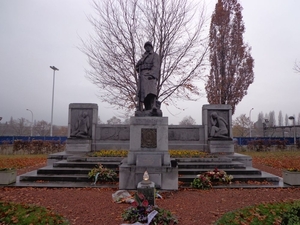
[151,53,160,79]
[211,116,215,125]
[86,117,90,130]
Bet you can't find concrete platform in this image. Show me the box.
[1,153,294,189]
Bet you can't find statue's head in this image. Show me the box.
[211,112,218,119]
[144,41,153,51]
[82,111,88,118]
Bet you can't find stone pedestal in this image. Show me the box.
[127,117,169,165]
[208,139,234,154]
[0,169,16,185]
[66,103,98,153]
[283,170,300,185]
[65,139,92,154]
[202,104,233,154]
[119,117,178,190]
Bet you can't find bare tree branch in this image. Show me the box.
[294,60,300,73]
[81,0,208,112]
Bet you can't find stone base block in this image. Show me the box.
[208,139,234,154]
[127,152,170,166]
[119,159,178,190]
[283,171,300,185]
[130,117,168,152]
[65,139,91,154]
[0,169,16,185]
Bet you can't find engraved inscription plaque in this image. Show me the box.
[141,128,157,148]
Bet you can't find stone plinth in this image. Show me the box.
[127,117,169,166]
[208,139,234,154]
[65,139,92,154]
[283,171,300,185]
[202,104,233,154]
[0,169,16,185]
[119,160,178,189]
[68,103,98,151]
[119,117,178,190]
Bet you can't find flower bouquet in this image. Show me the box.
[191,168,233,189]
[122,193,178,225]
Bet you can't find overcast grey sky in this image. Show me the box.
[0,0,299,126]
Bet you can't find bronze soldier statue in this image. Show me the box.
[135,42,162,117]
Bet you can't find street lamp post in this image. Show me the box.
[249,108,254,137]
[50,66,59,137]
[26,109,33,136]
[288,116,296,145]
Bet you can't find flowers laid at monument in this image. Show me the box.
[88,163,117,184]
[122,193,178,225]
[191,168,233,189]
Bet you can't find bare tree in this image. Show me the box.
[82,0,208,111]
[285,114,289,126]
[179,116,196,125]
[232,114,251,137]
[54,126,68,136]
[268,111,276,127]
[205,0,254,114]
[10,117,30,135]
[107,116,122,124]
[34,120,51,136]
[278,110,283,126]
[294,60,300,73]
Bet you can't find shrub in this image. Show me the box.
[0,201,68,225]
[281,204,300,225]
[13,140,65,154]
[215,201,300,225]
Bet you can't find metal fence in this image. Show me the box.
[0,136,297,146]
[0,136,67,144]
[234,137,296,146]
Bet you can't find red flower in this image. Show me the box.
[142,199,149,207]
[138,193,145,201]
[131,201,138,207]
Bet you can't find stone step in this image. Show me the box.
[37,166,93,175]
[177,161,246,169]
[67,156,124,162]
[20,170,90,182]
[53,160,120,169]
[175,157,232,163]
[37,166,120,175]
[178,168,262,175]
[15,155,284,189]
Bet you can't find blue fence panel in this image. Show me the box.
[0,136,67,144]
[0,136,297,146]
[234,137,295,146]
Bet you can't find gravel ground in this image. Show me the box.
[0,163,299,225]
